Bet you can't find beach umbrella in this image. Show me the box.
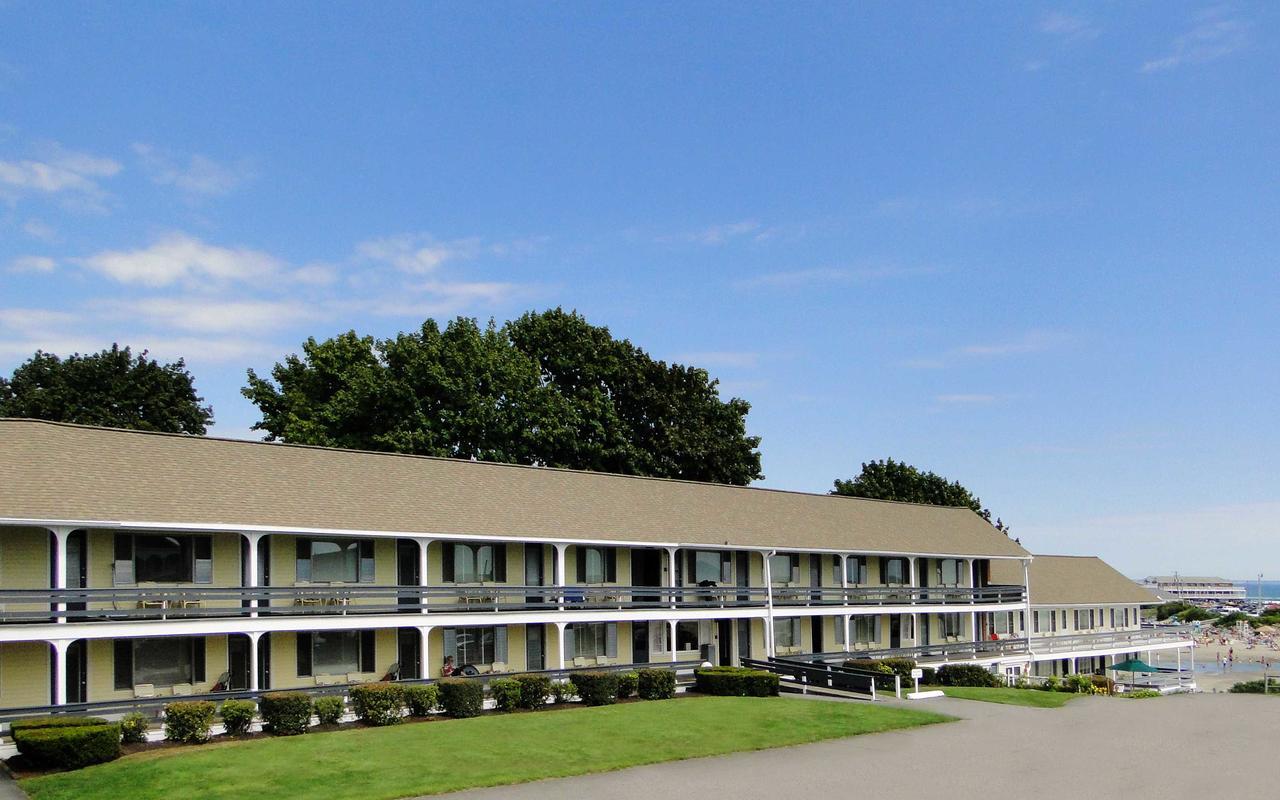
[1108,657,1158,691]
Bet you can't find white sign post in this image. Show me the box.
[911,667,923,694]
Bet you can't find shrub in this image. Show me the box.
[163,701,216,743]
[1124,689,1161,699]
[1229,680,1268,694]
[936,664,1003,688]
[13,723,120,770]
[219,700,256,736]
[404,684,440,716]
[490,678,522,712]
[569,671,620,706]
[695,667,780,697]
[439,678,485,718]
[259,692,313,735]
[844,658,895,675]
[876,657,918,680]
[637,668,676,700]
[513,674,552,709]
[313,695,345,725]
[549,681,574,704]
[349,683,405,726]
[119,712,150,744]
[10,716,107,734]
[1089,675,1115,695]
[616,671,638,699]
[1039,675,1061,692]
[919,667,936,685]
[1063,674,1094,694]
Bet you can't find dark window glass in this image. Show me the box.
[133,637,194,686]
[134,536,193,582]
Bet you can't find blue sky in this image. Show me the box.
[2,3,1277,577]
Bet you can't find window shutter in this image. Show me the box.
[113,639,133,690]
[879,557,887,585]
[721,551,732,584]
[575,550,586,583]
[192,637,206,683]
[194,536,213,584]
[605,548,616,583]
[360,630,375,672]
[790,554,800,583]
[685,550,695,583]
[443,628,458,663]
[832,555,841,584]
[494,626,508,663]
[835,617,846,645]
[873,616,882,644]
[296,632,312,677]
[113,533,134,586]
[494,545,507,582]
[295,539,311,583]
[606,623,618,658]
[357,540,375,583]
[563,625,575,661]
[442,544,455,583]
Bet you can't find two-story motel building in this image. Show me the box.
[0,419,1192,713]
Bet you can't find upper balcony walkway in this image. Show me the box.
[0,583,1027,625]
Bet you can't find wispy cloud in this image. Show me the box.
[356,233,482,273]
[7,255,56,273]
[132,143,254,198]
[21,218,56,241]
[934,393,1004,406]
[1142,10,1251,73]
[110,297,317,335]
[0,142,121,210]
[905,330,1067,369]
[671,351,760,369]
[656,220,762,246]
[1038,11,1099,40]
[734,264,942,291]
[77,233,283,287]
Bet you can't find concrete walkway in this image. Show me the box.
[435,693,1273,800]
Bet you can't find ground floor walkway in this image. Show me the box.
[438,692,1271,800]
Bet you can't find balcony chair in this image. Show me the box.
[572,657,589,668]
[346,673,366,684]
[595,656,611,666]
[133,683,156,698]
[381,662,400,682]
[490,661,507,673]
[171,683,193,696]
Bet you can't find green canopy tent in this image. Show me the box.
[1108,657,1158,691]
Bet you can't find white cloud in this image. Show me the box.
[115,297,316,334]
[0,307,77,332]
[735,264,941,290]
[78,233,282,287]
[1142,11,1251,73]
[21,218,56,241]
[0,146,120,197]
[661,220,762,246]
[905,330,1067,368]
[1038,11,1099,40]
[7,255,56,273]
[672,351,760,369]
[934,393,1003,405]
[356,234,481,274]
[132,143,253,197]
[367,279,523,317]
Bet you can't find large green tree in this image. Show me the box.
[244,309,764,484]
[0,344,213,434]
[832,458,1010,533]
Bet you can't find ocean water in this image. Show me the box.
[1232,581,1280,601]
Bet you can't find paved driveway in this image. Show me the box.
[433,693,1273,800]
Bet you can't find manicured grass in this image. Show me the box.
[936,686,1077,708]
[21,697,953,800]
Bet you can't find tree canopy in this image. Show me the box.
[832,458,1010,533]
[0,344,213,434]
[243,308,764,484]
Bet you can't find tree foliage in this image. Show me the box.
[0,344,213,434]
[832,458,1009,533]
[243,309,763,484]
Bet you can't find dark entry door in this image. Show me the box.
[64,640,87,703]
[890,615,902,648]
[397,539,419,612]
[737,619,752,663]
[631,550,661,604]
[397,628,421,679]
[228,634,250,690]
[525,545,545,606]
[632,622,649,664]
[526,623,545,671]
[717,619,734,666]
[811,616,824,654]
[736,552,750,603]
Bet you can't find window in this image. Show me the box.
[1035,609,1055,633]
[774,618,802,649]
[845,556,869,585]
[937,559,962,587]
[853,616,878,645]
[675,621,700,651]
[882,557,908,586]
[576,547,616,584]
[114,533,213,584]
[942,614,963,639]
[114,637,204,690]
[1110,608,1116,628]
[457,627,496,664]
[571,623,616,659]
[691,550,730,584]
[993,611,1015,635]
[296,631,374,677]
[442,542,507,583]
[769,553,799,584]
[297,537,374,583]
[1124,608,1130,627]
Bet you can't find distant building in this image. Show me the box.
[1141,576,1246,602]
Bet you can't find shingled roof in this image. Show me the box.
[0,419,1029,558]
[992,555,1159,605]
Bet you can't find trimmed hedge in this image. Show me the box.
[164,701,216,743]
[616,671,638,699]
[119,712,149,744]
[350,683,405,726]
[512,674,552,709]
[13,722,120,770]
[220,700,256,736]
[549,681,574,704]
[637,668,676,700]
[10,716,107,733]
[694,667,779,697]
[439,678,485,718]
[569,671,620,706]
[489,678,522,712]
[404,685,440,716]
[935,664,1003,688]
[260,692,313,735]
[314,695,345,725]
[1230,680,1268,694]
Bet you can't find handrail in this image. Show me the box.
[1027,629,1191,653]
[796,638,1033,664]
[771,584,1025,606]
[741,656,882,699]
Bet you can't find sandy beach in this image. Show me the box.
[1183,631,1280,692]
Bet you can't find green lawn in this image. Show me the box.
[22,697,953,800]
[935,686,1077,708]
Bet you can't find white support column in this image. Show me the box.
[763,550,776,658]
[1070,657,1078,674]
[51,639,71,705]
[554,544,568,610]
[418,538,431,614]
[969,610,978,644]
[668,620,678,664]
[49,526,73,624]
[418,626,432,678]
[248,631,262,691]
[908,556,917,587]
[554,622,567,671]
[243,532,263,618]
[665,547,679,609]
[843,614,852,653]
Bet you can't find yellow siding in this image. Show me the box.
[1,526,49,588]
[0,641,49,709]
[86,635,227,702]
